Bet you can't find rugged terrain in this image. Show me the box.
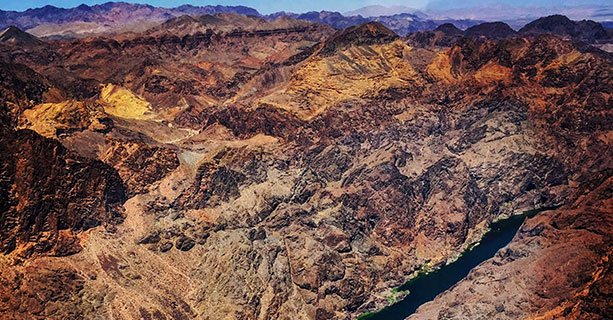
[410,179,613,319]
[0,10,611,320]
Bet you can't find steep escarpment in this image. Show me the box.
[0,61,47,117]
[0,43,145,320]
[0,126,126,256]
[0,65,126,257]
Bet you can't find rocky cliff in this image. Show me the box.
[0,63,126,257]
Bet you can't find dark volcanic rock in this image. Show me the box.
[175,236,195,251]
[177,162,247,209]
[465,22,516,39]
[137,231,161,245]
[0,128,126,256]
[0,264,86,319]
[0,62,46,116]
[159,241,173,252]
[519,14,610,43]
[0,10,610,320]
[0,26,44,46]
[320,22,399,55]
[101,142,180,196]
[407,23,464,47]
[435,23,464,35]
[0,62,126,256]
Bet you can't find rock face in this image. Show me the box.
[0,127,126,256]
[0,262,87,320]
[0,12,611,320]
[0,64,126,257]
[100,142,180,195]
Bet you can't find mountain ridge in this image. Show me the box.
[0,2,261,37]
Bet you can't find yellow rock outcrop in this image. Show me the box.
[100,84,154,119]
[259,40,419,120]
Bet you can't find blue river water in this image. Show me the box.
[361,209,545,320]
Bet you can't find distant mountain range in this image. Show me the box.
[266,11,481,36]
[406,14,611,48]
[416,5,612,29]
[0,3,259,30]
[0,2,611,39]
[0,2,259,37]
[344,5,427,18]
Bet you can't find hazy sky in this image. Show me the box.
[0,0,608,13]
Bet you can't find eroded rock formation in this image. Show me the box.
[0,14,610,320]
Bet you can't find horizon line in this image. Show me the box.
[1,1,611,16]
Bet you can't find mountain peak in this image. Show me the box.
[465,22,516,39]
[520,15,576,34]
[355,21,397,37]
[0,26,43,46]
[435,23,464,35]
[519,14,609,42]
[320,21,398,55]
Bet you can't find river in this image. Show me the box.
[360,208,547,320]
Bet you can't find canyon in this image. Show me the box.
[0,6,611,320]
